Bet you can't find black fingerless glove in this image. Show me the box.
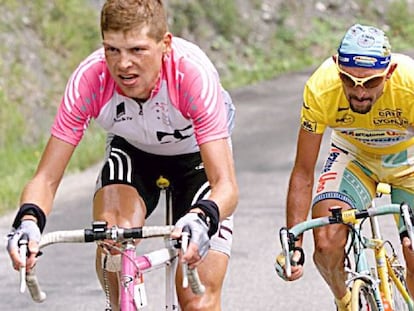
[12,203,46,233]
[190,199,220,237]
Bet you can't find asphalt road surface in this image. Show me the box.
[0,69,404,310]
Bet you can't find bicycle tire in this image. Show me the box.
[351,279,379,311]
[388,259,410,311]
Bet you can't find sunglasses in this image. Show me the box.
[335,58,389,89]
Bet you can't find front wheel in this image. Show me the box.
[351,279,380,311]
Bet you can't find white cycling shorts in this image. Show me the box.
[210,215,233,257]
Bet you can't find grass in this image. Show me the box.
[2,0,414,215]
[0,123,106,214]
[0,0,103,215]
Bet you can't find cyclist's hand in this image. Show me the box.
[275,248,305,281]
[7,220,41,272]
[172,212,210,268]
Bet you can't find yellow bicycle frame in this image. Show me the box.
[342,206,413,309]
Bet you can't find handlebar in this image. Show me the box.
[181,226,206,295]
[20,222,205,302]
[401,203,414,245]
[279,203,414,278]
[279,228,291,278]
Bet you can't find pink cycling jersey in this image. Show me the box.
[52,37,230,155]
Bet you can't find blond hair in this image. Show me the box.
[100,0,167,41]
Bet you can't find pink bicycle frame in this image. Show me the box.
[120,243,140,310]
[120,239,179,310]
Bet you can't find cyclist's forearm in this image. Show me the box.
[198,137,238,220]
[207,182,238,220]
[11,180,56,232]
[286,172,314,233]
[220,196,238,221]
[19,176,59,217]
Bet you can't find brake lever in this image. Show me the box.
[401,203,414,250]
[181,228,190,288]
[279,227,292,278]
[18,233,29,293]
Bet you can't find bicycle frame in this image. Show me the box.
[345,219,384,308]
[116,234,180,310]
[279,202,414,311]
[346,209,414,311]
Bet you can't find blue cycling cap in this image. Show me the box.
[337,24,391,69]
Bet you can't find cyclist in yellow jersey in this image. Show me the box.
[275,24,414,310]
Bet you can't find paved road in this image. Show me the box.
[0,69,403,310]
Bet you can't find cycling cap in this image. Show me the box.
[337,24,391,69]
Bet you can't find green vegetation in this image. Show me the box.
[0,0,103,213]
[168,0,249,47]
[2,0,414,215]
[218,0,414,88]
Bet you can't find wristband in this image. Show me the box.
[191,199,220,237]
[12,203,46,233]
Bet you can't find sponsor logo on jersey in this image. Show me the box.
[336,113,354,125]
[339,129,406,146]
[316,171,338,193]
[301,117,317,132]
[373,108,408,127]
[322,148,341,173]
[114,102,132,122]
[156,124,193,144]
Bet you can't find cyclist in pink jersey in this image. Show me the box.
[275,24,414,310]
[7,1,238,310]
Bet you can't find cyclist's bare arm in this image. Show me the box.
[287,128,323,232]
[8,136,75,272]
[280,129,322,280]
[198,138,238,219]
[173,138,238,267]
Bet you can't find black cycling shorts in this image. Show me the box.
[95,135,210,221]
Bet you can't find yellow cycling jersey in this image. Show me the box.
[302,53,414,155]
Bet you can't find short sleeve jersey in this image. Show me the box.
[301,53,414,155]
[51,37,229,155]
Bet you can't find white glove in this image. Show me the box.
[175,213,210,259]
[7,220,41,254]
